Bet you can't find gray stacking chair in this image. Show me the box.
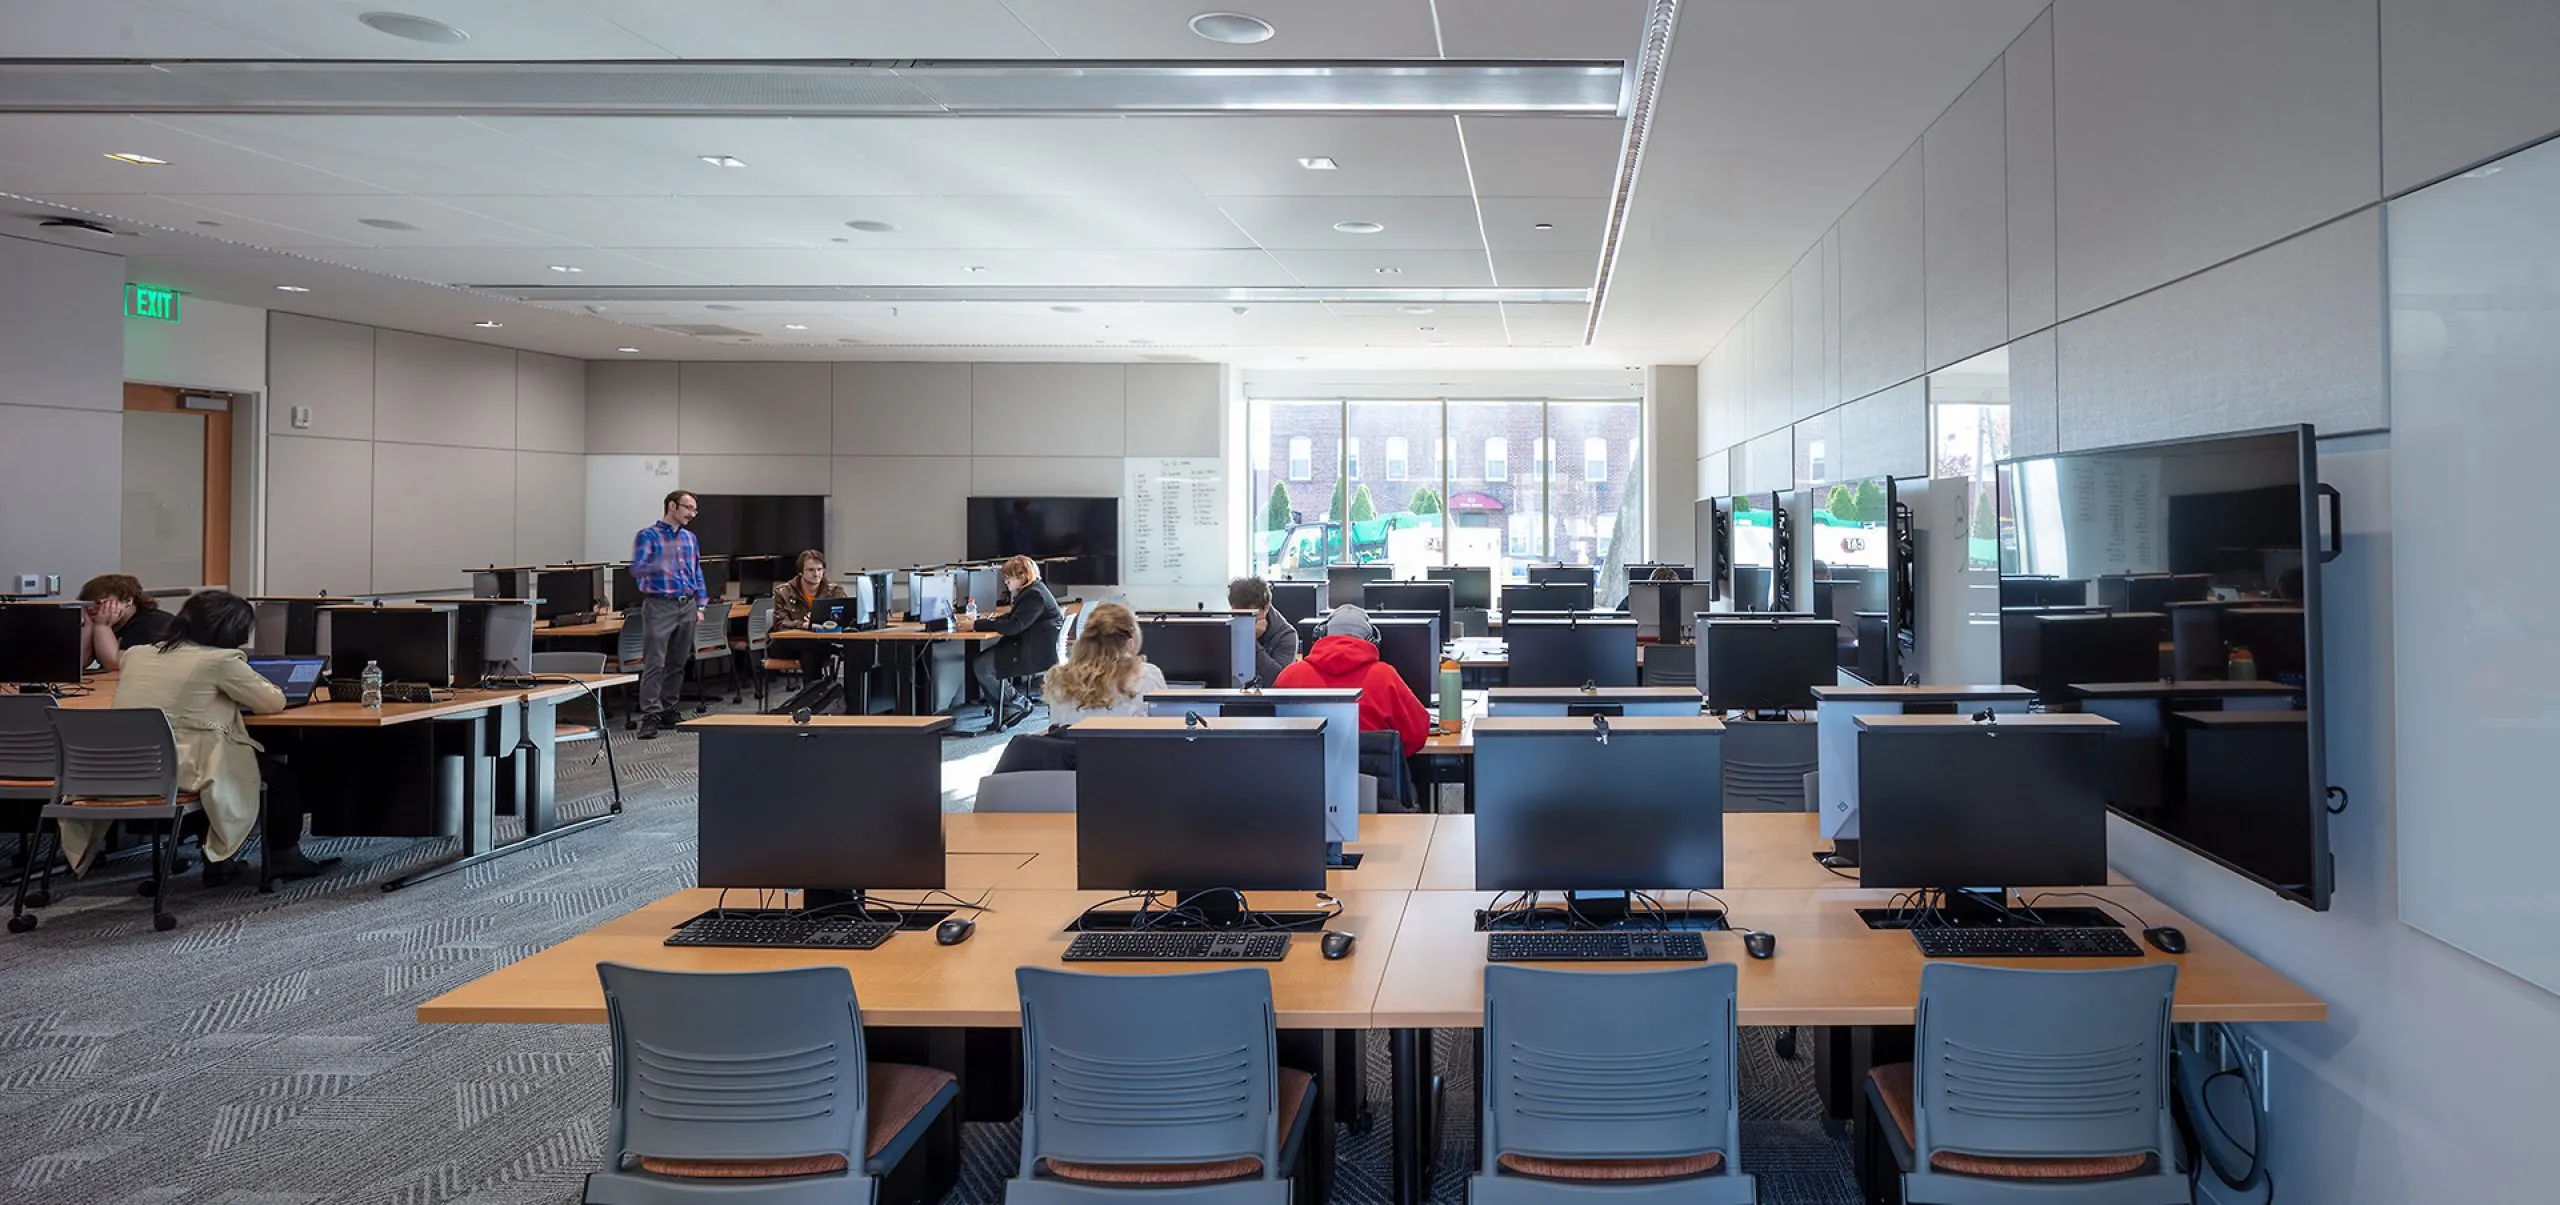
[1009,966,1315,1204]
[0,695,59,913]
[732,595,776,708]
[1861,962,2188,1203]
[609,618,651,729]
[585,963,957,1205]
[1721,720,1818,812]
[15,708,197,933]
[1471,964,1756,1203]
[973,770,1076,813]
[1642,642,1697,688]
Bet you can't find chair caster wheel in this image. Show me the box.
[137,879,158,898]
[7,914,34,933]
[1775,1031,1799,1062]
[22,891,47,908]
[153,913,178,932]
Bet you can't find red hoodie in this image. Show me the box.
[1273,634,1431,755]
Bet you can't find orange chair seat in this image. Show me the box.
[1869,1064,2152,1180]
[634,1062,955,1179]
[61,790,199,808]
[0,776,54,789]
[1497,1151,1724,1182]
[1044,1067,1313,1186]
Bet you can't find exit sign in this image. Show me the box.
[126,284,181,322]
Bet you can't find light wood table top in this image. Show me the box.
[1417,812,2130,892]
[944,812,1437,893]
[66,672,635,729]
[537,601,753,639]
[418,887,1410,1029]
[681,714,953,732]
[1369,887,2325,1029]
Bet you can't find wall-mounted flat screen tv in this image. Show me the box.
[968,497,1120,584]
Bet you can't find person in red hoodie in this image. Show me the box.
[1274,603,1430,755]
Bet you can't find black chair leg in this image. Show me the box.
[149,825,175,931]
[7,824,48,932]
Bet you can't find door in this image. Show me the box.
[121,384,233,590]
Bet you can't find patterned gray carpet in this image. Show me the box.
[0,697,1860,1204]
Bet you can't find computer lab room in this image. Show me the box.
[0,2,2549,1202]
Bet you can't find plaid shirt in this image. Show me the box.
[630,520,706,606]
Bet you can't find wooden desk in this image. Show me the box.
[942,812,1437,893]
[1417,812,2133,892]
[534,601,752,639]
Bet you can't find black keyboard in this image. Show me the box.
[664,914,897,950]
[1062,932,1291,962]
[1486,931,1710,963]
[1911,926,2144,959]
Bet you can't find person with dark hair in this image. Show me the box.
[60,590,336,885]
[769,548,846,674]
[76,573,174,672]
[630,489,707,740]
[1227,575,1299,684]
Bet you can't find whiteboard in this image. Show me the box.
[584,454,681,563]
[1123,457,1225,586]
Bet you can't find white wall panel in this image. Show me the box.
[1793,407,1841,487]
[585,361,681,453]
[1789,245,1830,419]
[1748,297,1793,439]
[681,454,834,496]
[513,450,585,565]
[1839,380,1928,481]
[2057,210,2385,450]
[1647,363,1698,561]
[1124,363,1223,456]
[1741,429,1793,494]
[2005,7,2058,337]
[373,443,516,594]
[268,313,375,441]
[0,404,121,590]
[583,453,682,563]
[1701,345,1738,452]
[1925,61,2010,369]
[970,456,1123,498]
[1822,224,1844,406]
[2008,327,2060,457]
[834,455,970,571]
[375,330,516,449]
[125,296,267,395]
[832,362,971,455]
[1839,145,1927,399]
[263,434,372,595]
[677,363,832,454]
[0,235,119,416]
[2380,0,2560,194]
[516,353,587,454]
[971,364,1127,457]
[1697,452,1728,500]
[2052,0,2381,319]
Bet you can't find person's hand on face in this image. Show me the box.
[1255,609,1269,637]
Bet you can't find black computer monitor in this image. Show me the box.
[325,606,455,686]
[1140,615,1253,687]
[533,568,598,624]
[1505,617,1639,688]
[1856,719,2110,892]
[1364,581,1453,645]
[1074,719,1328,899]
[2220,607,2308,688]
[1704,619,1836,711]
[1364,612,1443,704]
[0,604,83,686]
[2000,576,2088,608]
[450,600,536,685]
[699,557,731,602]
[1527,565,1597,589]
[610,563,641,612]
[907,572,955,624]
[472,566,534,601]
[1629,581,1716,642]
[2101,573,2211,614]
[695,723,944,893]
[1500,581,1593,617]
[251,598,327,657]
[1474,718,1725,892]
[1269,580,1324,622]
[1425,565,1494,610]
[961,567,1004,612]
[1327,563,1394,602]
[734,554,790,600]
[2031,612,2166,700]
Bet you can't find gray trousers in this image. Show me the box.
[637,594,697,718]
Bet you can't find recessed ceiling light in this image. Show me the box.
[698,155,749,168]
[37,217,115,239]
[1129,338,1156,345]
[102,152,167,166]
[1418,326,1436,332]
[845,220,897,233]
[1398,305,1433,315]
[473,321,504,329]
[357,218,419,231]
[1333,220,1384,235]
[275,285,310,293]
[1297,156,1339,171]
[1051,305,1085,314]
[783,323,809,331]
[2461,165,2503,179]
[705,304,741,312]
[1532,222,1555,230]
[830,237,850,243]
[1374,266,1401,275]
[194,220,221,227]
[547,264,582,273]
[965,265,989,273]
[1189,11,1276,44]
[359,11,469,44]
[616,347,641,354]
[1230,306,1251,315]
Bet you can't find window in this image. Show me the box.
[1346,437,1360,479]
[1485,437,1508,480]
[1287,436,1312,480]
[1583,437,1608,481]
[1385,436,1410,480]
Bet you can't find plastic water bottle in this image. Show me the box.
[360,660,383,710]
[963,598,979,627]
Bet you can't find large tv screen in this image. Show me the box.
[690,495,826,560]
[968,496,1120,583]
[1997,425,2330,908]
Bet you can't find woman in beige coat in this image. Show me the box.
[63,591,335,885]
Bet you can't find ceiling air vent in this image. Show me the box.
[651,323,761,338]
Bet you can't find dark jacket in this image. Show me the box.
[1250,606,1300,686]
[1273,634,1430,756]
[971,579,1062,677]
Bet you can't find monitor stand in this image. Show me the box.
[1474,890,1726,931]
[1326,841,1364,869]
[1854,888,2120,931]
[1065,889,1330,932]
[798,888,951,931]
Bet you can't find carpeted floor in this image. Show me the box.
[0,696,1860,1203]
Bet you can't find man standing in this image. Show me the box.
[631,490,706,740]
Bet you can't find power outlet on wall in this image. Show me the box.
[12,573,38,594]
[290,405,313,429]
[2218,1022,2272,1113]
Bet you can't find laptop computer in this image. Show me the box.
[247,656,329,707]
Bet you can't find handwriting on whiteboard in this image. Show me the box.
[1125,457,1226,585]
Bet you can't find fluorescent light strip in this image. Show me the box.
[1449,113,1514,348]
[1584,0,1680,345]
[471,284,1591,305]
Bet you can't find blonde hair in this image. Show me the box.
[1043,602,1144,711]
[1002,555,1039,584]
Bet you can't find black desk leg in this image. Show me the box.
[1391,1027,1432,1205]
[383,705,611,892]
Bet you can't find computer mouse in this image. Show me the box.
[1743,930,1776,960]
[2143,926,2187,955]
[1320,930,1356,960]
[935,916,976,946]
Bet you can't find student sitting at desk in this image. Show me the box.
[1038,602,1166,727]
[1274,603,1429,755]
[1227,575,1300,684]
[958,555,1062,731]
[62,590,337,885]
[77,573,174,673]
[767,549,845,673]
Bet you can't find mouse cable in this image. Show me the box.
[2021,891,2153,932]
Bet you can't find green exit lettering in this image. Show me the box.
[126,284,181,322]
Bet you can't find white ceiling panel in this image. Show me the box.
[588,1,1052,59]
[1458,116,1627,198]
[159,193,568,250]
[998,0,1441,59]
[0,115,389,195]
[629,247,1299,288]
[804,119,1202,198]
[1490,249,1602,289]
[311,246,714,288]
[0,0,291,56]
[148,116,653,198]
[1475,196,1609,249]
[940,194,1253,250]
[1435,0,1656,60]
[671,195,1022,250]
[473,118,923,197]
[22,193,366,249]
[1212,194,1487,251]
[1266,249,1495,289]
[428,194,752,249]
[142,0,677,60]
[1131,117,1471,197]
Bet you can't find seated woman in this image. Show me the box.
[767,548,846,674]
[59,590,337,886]
[76,573,174,673]
[1037,602,1165,728]
[958,555,1063,731]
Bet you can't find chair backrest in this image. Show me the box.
[1722,719,1817,811]
[1912,962,2180,1166]
[744,595,774,645]
[1016,967,1285,1177]
[973,770,1076,812]
[531,651,606,676]
[0,694,58,781]
[692,610,730,654]
[1058,598,1085,657]
[1357,728,1409,809]
[615,618,649,665]
[1645,642,1698,687]
[1480,964,1740,1168]
[47,708,179,804]
[596,962,868,1168]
